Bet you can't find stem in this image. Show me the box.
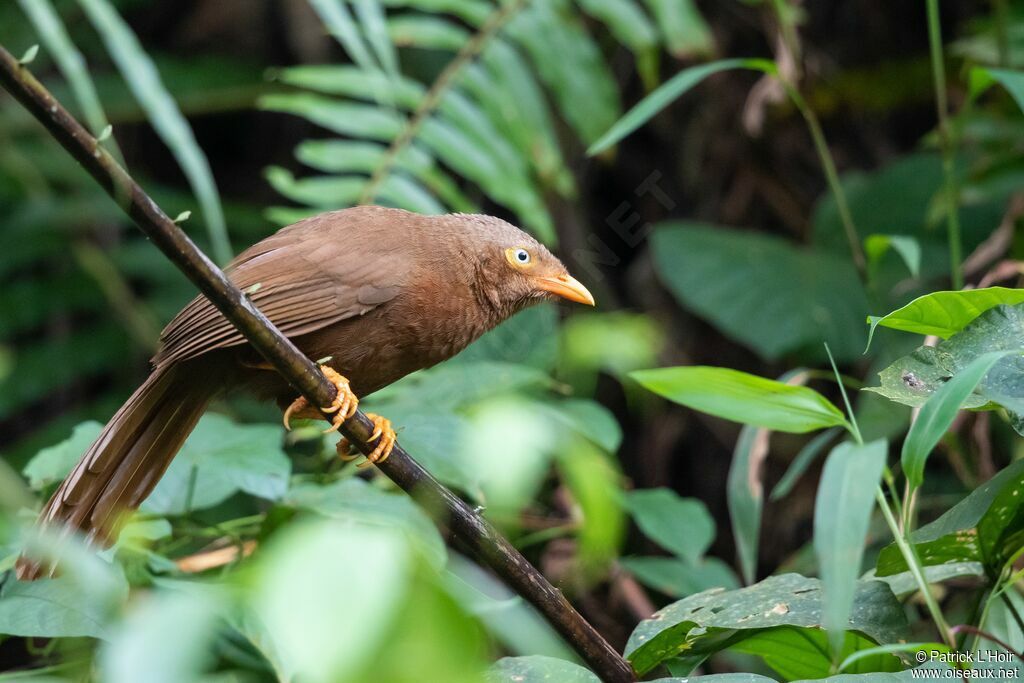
[875,487,955,648]
[783,83,865,274]
[992,0,1011,68]
[926,0,964,289]
[359,0,528,205]
[0,44,635,683]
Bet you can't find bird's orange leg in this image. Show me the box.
[336,413,396,468]
[282,366,358,433]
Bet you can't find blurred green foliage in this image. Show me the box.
[0,1,1022,682]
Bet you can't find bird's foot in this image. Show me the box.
[282,365,358,433]
[337,413,396,468]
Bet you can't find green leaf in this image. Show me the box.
[770,428,841,500]
[557,439,625,577]
[23,420,102,491]
[308,0,378,74]
[969,67,1024,114]
[100,587,223,683]
[142,414,291,515]
[251,521,412,683]
[0,575,120,639]
[866,304,1024,428]
[875,459,1024,575]
[864,234,921,277]
[621,556,739,598]
[813,440,888,654]
[866,562,985,598]
[624,574,907,676]
[588,59,772,154]
[354,0,400,82]
[641,0,714,58]
[576,0,658,57]
[624,488,714,564]
[867,287,1024,342]
[507,0,620,145]
[902,351,1011,489]
[731,628,902,680]
[488,656,599,683]
[77,0,230,263]
[650,223,869,362]
[631,366,848,433]
[728,425,763,585]
[283,478,446,569]
[259,93,403,140]
[16,0,119,152]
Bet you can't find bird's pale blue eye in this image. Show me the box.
[514,248,530,264]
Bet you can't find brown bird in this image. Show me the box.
[17,206,594,579]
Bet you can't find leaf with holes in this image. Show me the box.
[624,574,907,676]
[875,459,1024,576]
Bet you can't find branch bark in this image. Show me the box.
[0,44,635,683]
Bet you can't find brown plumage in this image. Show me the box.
[17,206,594,579]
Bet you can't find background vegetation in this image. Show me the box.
[0,0,1021,681]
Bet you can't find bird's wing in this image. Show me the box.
[153,212,409,367]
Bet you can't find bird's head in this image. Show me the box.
[450,213,595,319]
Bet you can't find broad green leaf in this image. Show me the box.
[813,440,888,654]
[100,588,223,683]
[969,67,1024,114]
[866,304,1024,430]
[446,553,576,660]
[624,488,714,564]
[457,305,559,370]
[0,572,126,639]
[839,642,950,674]
[588,59,772,154]
[541,399,623,453]
[770,428,841,500]
[976,471,1024,569]
[866,563,985,598]
[488,656,599,683]
[252,521,411,683]
[641,0,714,58]
[624,574,907,676]
[650,223,869,361]
[557,439,625,577]
[731,628,902,680]
[284,478,446,569]
[631,366,848,433]
[902,351,1011,489]
[23,420,102,491]
[867,287,1024,343]
[621,556,739,598]
[143,414,291,515]
[77,0,230,263]
[875,459,1024,575]
[864,234,921,277]
[0,533,128,639]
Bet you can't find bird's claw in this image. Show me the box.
[336,413,396,468]
[282,366,358,433]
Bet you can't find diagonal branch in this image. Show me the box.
[0,44,634,683]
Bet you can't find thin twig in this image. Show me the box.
[0,44,635,683]
[358,0,529,205]
[926,0,964,290]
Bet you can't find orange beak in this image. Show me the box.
[534,273,595,306]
